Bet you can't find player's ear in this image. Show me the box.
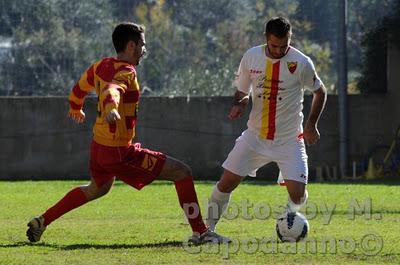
[126,40,136,51]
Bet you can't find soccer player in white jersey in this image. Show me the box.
[206,16,327,232]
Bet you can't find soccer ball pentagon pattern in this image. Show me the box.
[276,212,309,242]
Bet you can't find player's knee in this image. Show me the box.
[176,161,192,179]
[96,185,111,198]
[81,182,111,201]
[217,170,242,193]
[159,157,192,181]
[80,186,94,201]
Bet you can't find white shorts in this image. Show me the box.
[222,129,308,184]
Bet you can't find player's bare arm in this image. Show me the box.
[229,90,250,120]
[304,86,327,145]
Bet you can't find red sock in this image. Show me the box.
[174,176,208,234]
[42,187,88,226]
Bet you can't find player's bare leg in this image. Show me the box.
[206,169,244,232]
[156,156,192,182]
[26,177,114,242]
[156,156,230,244]
[80,177,115,201]
[284,179,308,213]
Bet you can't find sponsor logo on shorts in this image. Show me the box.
[141,154,157,171]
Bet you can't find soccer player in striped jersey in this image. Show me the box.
[207,17,327,232]
[26,22,229,245]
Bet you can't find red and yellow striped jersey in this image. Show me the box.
[68,57,140,147]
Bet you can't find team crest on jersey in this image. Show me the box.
[287,61,297,74]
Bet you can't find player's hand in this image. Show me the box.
[104,109,121,124]
[68,109,86,124]
[228,105,245,120]
[303,122,320,145]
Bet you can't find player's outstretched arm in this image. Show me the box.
[68,64,95,124]
[304,86,327,145]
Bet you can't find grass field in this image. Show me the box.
[0,180,399,265]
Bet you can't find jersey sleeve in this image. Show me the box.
[301,57,324,92]
[234,52,252,94]
[68,64,95,112]
[100,66,135,114]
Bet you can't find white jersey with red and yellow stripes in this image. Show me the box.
[234,44,323,144]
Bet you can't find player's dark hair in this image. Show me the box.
[112,22,145,53]
[265,17,292,38]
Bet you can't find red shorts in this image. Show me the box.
[90,140,166,190]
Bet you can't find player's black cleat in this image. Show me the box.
[26,216,46,242]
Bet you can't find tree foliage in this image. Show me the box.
[357,0,400,93]
[132,0,333,96]
[3,0,394,96]
[0,0,114,95]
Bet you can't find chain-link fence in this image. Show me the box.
[1,0,396,96]
[0,0,117,96]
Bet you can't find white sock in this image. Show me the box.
[206,183,231,232]
[287,190,308,213]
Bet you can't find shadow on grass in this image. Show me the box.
[0,240,183,250]
[61,240,183,250]
[0,242,59,248]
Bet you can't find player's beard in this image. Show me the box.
[268,47,283,59]
[137,50,147,65]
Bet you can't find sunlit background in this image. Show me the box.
[1,0,399,96]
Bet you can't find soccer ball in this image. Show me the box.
[276,212,309,242]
